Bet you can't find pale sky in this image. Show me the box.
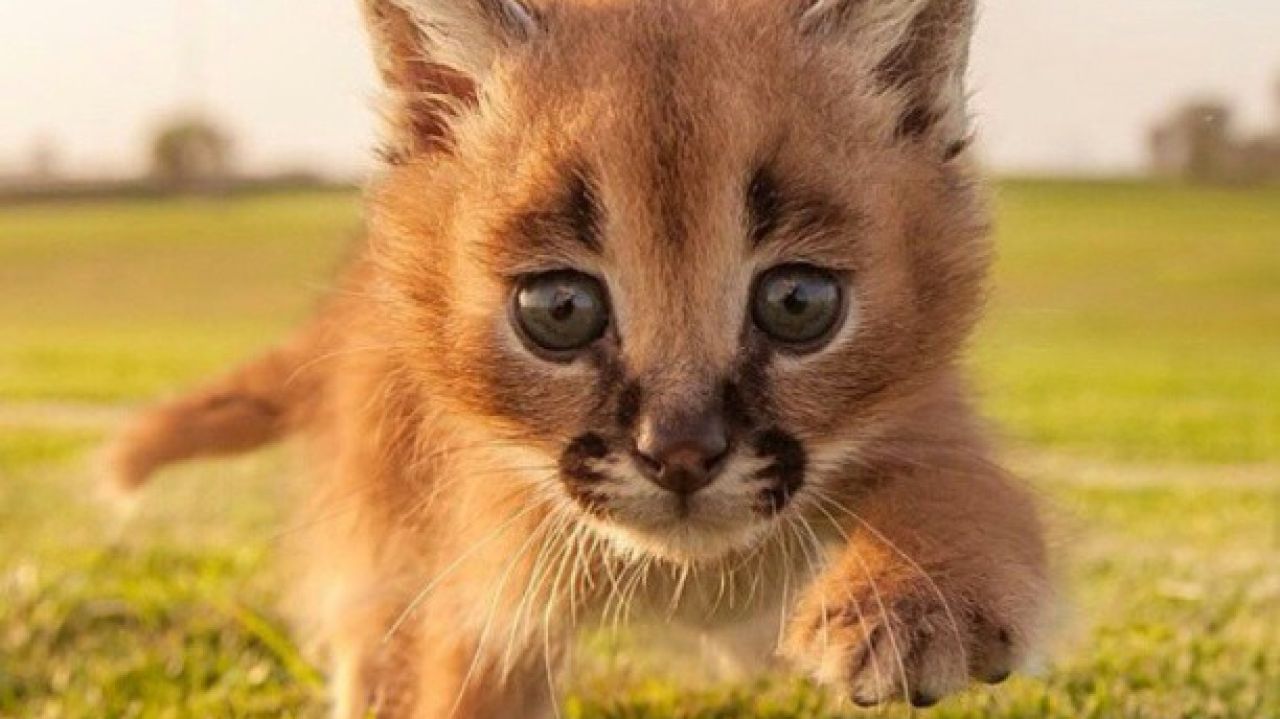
[2,0,1277,178]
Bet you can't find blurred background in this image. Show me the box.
[4,0,1280,185]
[1,1,1277,717]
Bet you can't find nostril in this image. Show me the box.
[704,442,730,472]
[634,448,664,476]
[662,446,712,477]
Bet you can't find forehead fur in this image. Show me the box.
[476,0,910,170]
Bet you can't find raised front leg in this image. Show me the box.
[783,456,1050,708]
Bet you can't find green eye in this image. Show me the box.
[514,270,610,354]
[752,264,844,348]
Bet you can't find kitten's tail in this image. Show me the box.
[104,324,328,496]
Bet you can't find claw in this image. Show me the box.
[981,669,1012,685]
[910,691,940,708]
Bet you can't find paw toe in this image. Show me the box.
[980,668,1012,685]
[969,619,1018,684]
[910,690,940,708]
[852,693,883,708]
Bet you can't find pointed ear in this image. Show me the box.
[800,0,976,156]
[361,0,540,160]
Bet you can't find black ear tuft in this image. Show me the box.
[942,134,973,163]
[800,0,976,158]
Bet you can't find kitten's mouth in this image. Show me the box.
[593,507,771,563]
[557,429,807,562]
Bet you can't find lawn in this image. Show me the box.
[1,182,1277,718]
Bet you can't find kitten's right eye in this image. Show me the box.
[513,270,610,356]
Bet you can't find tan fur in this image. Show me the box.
[111,0,1050,715]
[106,322,329,492]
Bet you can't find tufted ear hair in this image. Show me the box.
[361,0,540,161]
[800,0,976,158]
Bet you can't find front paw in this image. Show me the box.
[783,579,1024,708]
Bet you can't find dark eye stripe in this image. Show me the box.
[747,167,783,247]
[499,166,603,265]
[565,172,602,252]
[745,166,851,252]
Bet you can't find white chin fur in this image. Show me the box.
[588,509,771,565]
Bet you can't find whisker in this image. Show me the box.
[797,498,887,702]
[616,552,650,631]
[776,521,797,644]
[540,516,589,719]
[789,513,832,669]
[447,504,558,719]
[265,430,561,543]
[667,562,692,617]
[282,342,412,390]
[383,501,544,643]
[820,509,912,704]
[501,508,573,680]
[597,535,625,632]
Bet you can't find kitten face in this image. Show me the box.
[371,0,989,564]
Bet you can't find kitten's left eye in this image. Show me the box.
[752,264,844,350]
[513,270,610,356]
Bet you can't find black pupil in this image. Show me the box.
[516,272,608,353]
[550,290,577,322]
[782,284,809,315]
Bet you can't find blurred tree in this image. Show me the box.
[149,115,234,186]
[1149,72,1280,185]
[1148,100,1231,183]
[28,135,61,181]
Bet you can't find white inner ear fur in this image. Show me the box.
[395,0,538,80]
[799,0,933,68]
[495,0,538,35]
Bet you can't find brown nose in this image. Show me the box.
[633,409,729,496]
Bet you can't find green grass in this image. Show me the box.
[0,193,356,401]
[1,181,1277,717]
[977,181,1280,462]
